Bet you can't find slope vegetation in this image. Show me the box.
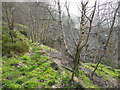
[1,26,120,88]
[2,43,120,88]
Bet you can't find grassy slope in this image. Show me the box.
[2,43,120,88]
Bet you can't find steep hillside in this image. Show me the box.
[1,25,119,88]
[1,1,120,89]
[2,43,120,88]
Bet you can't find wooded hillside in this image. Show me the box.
[1,0,120,89]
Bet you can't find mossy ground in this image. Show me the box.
[82,63,119,80]
[2,43,120,88]
[2,26,30,56]
[2,44,60,88]
[81,63,119,87]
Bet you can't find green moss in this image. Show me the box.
[3,83,22,88]
[81,63,120,81]
[22,80,40,88]
[16,76,28,85]
[2,45,61,88]
[2,26,30,56]
[95,67,119,80]
[2,65,13,73]
[21,54,31,61]
[2,54,60,88]
[78,70,99,88]
[2,32,119,89]
[2,25,79,88]
[15,23,27,29]
[61,69,72,85]
[40,45,59,52]
[81,63,94,70]
[31,43,40,51]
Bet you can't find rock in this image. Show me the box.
[52,85,57,88]
[51,62,60,70]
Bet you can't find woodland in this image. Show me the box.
[1,0,120,89]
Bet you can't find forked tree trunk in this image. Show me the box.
[71,1,96,81]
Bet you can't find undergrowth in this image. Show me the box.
[82,63,120,80]
[2,44,60,88]
[2,39,120,88]
[2,43,120,88]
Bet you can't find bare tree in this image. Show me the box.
[2,2,16,42]
[71,1,96,81]
[91,2,120,77]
